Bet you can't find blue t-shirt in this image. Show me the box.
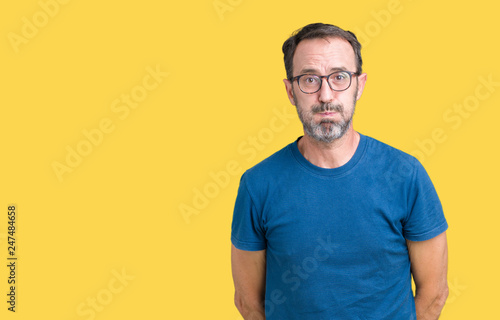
[231,133,448,319]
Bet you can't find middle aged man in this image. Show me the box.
[231,23,448,319]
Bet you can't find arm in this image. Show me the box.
[407,231,449,320]
[231,244,266,320]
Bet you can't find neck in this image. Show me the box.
[298,127,360,169]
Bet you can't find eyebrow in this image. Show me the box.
[299,67,349,75]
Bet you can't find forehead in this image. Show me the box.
[293,37,356,75]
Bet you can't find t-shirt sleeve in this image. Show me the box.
[403,160,448,241]
[231,173,267,251]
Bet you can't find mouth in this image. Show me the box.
[318,111,337,117]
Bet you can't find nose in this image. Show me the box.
[318,78,334,103]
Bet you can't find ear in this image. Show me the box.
[283,79,296,106]
[355,73,367,101]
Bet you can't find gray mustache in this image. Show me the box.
[312,103,343,113]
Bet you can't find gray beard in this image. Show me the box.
[296,101,355,143]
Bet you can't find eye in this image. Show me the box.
[332,72,348,82]
[304,76,319,84]
[300,75,321,87]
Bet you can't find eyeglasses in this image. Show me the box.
[291,71,359,94]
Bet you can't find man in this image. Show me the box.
[231,23,448,319]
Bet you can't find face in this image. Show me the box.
[284,37,367,143]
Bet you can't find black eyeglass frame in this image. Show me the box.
[290,71,360,94]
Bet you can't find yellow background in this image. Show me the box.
[0,0,498,319]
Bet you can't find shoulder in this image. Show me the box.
[360,133,427,186]
[363,134,420,167]
[239,139,297,191]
